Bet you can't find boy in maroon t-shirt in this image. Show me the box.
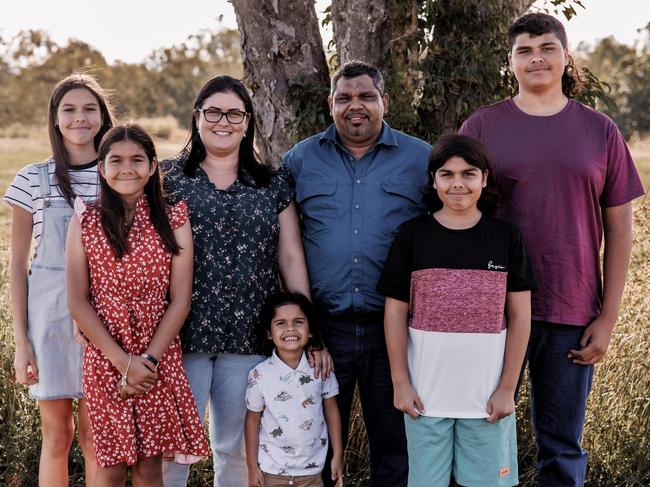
[459,13,644,487]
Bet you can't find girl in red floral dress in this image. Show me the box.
[67,123,209,486]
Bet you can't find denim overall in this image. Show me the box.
[27,162,83,400]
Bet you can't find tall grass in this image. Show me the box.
[0,131,648,486]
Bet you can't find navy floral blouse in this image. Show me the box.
[162,155,294,355]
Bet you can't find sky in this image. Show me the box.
[1,0,648,64]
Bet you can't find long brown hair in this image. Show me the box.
[97,124,181,259]
[48,74,115,205]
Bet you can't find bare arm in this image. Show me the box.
[143,220,193,360]
[277,201,335,377]
[569,203,633,365]
[10,206,38,384]
[384,297,423,419]
[65,217,156,390]
[277,201,311,298]
[324,397,344,487]
[244,409,265,487]
[487,290,531,423]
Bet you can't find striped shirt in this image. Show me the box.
[3,158,100,245]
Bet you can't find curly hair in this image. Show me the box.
[507,13,583,98]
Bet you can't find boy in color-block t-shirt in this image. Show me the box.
[379,135,536,487]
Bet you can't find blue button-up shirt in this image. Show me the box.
[283,122,431,314]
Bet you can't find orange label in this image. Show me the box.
[499,467,511,478]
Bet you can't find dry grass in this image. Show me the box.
[0,131,648,486]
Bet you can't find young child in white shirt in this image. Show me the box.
[245,292,344,487]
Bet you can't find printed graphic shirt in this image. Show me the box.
[3,158,99,245]
[377,214,537,418]
[246,351,339,475]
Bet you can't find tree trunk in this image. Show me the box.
[331,0,388,66]
[231,0,331,163]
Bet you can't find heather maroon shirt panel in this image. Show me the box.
[460,99,645,326]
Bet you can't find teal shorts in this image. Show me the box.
[404,413,518,487]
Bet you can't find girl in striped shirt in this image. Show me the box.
[3,73,115,486]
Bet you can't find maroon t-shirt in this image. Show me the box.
[460,98,645,326]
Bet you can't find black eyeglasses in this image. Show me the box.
[195,107,248,124]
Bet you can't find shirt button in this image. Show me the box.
[356,179,361,184]
[354,287,360,292]
[353,258,359,263]
[354,204,360,209]
[353,229,359,235]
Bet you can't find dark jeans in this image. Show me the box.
[319,311,408,487]
[528,321,595,487]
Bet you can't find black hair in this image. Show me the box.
[98,123,181,259]
[330,60,385,95]
[256,291,323,356]
[423,134,498,215]
[507,13,583,98]
[180,75,275,186]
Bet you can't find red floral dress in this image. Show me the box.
[77,195,209,468]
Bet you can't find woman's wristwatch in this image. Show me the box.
[141,353,159,368]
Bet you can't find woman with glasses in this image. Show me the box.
[161,76,331,486]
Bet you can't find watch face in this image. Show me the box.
[142,353,158,366]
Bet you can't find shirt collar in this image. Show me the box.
[318,121,398,150]
[271,349,312,375]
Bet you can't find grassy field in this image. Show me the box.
[0,125,648,486]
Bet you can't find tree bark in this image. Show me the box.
[330,0,388,66]
[231,0,331,163]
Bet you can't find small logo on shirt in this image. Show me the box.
[274,391,292,402]
[488,260,505,270]
[299,374,314,385]
[280,445,296,455]
[499,466,511,477]
[301,395,316,408]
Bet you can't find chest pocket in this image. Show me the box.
[295,181,337,234]
[381,179,423,233]
[32,206,74,270]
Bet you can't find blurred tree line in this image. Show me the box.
[0,17,648,144]
[575,22,650,140]
[0,27,243,131]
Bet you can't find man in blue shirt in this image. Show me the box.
[283,60,431,487]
